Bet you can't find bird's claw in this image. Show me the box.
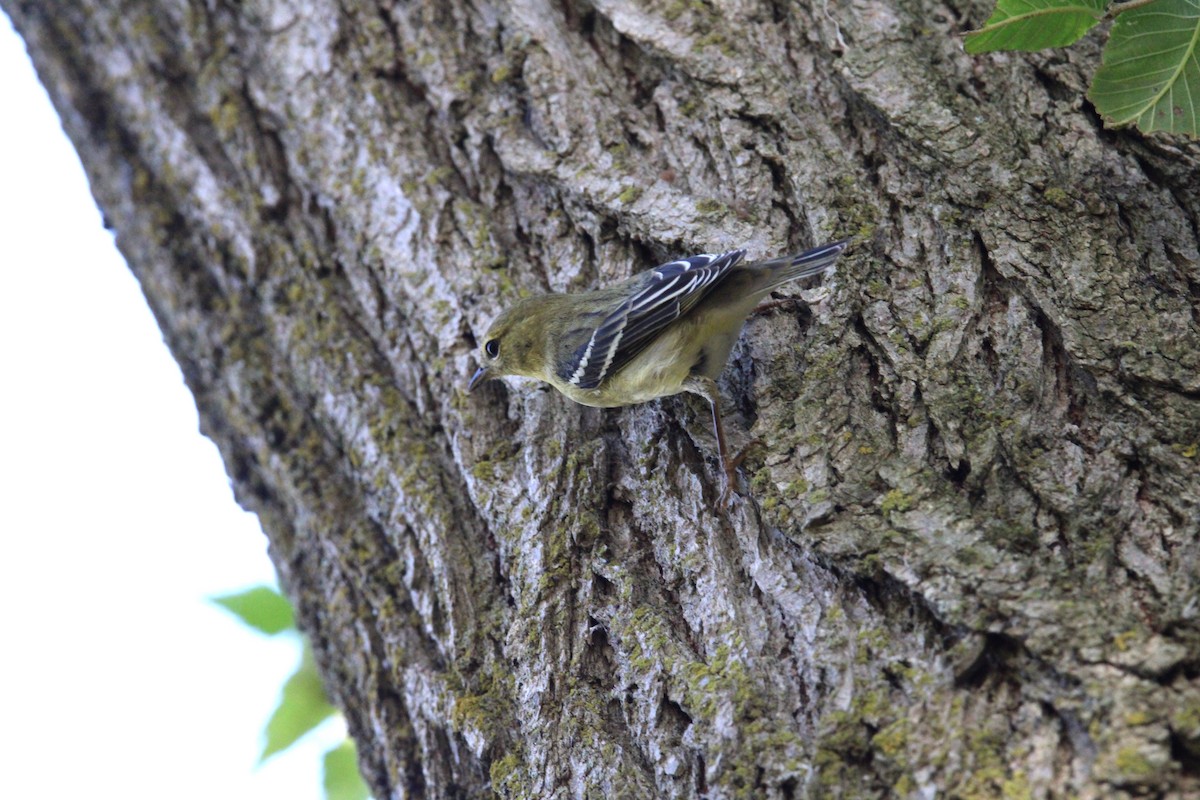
[717,439,766,510]
[718,473,739,510]
[729,438,764,471]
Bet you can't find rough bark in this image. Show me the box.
[8,0,1199,796]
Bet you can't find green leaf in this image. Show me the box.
[964,0,1106,53]
[323,739,370,800]
[212,585,295,635]
[1089,0,1200,137]
[261,647,337,761]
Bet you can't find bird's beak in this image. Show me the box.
[467,365,491,392]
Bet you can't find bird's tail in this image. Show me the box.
[757,238,851,290]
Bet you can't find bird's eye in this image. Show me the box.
[484,339,500,359]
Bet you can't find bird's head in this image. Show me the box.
[468,296,559,391]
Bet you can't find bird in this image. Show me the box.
[468,238,851,505]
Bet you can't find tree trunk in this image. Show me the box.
[9,0,1199,796]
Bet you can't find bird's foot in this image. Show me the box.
[752,286,832,317]
[751,298,801,316]
[718,439,765,510]
[730,438,764,471]
[718,476,737,510]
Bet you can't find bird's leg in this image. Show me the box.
[685,376,743,508]
[708,395,738,496]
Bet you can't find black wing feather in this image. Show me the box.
[561,250,745,389]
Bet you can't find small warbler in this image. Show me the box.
[468,239,850,503]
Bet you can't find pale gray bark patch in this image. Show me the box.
[7,0,1199,796]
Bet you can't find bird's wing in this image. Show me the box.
[558,250,746,390]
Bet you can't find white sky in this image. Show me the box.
[0,12,344,799]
